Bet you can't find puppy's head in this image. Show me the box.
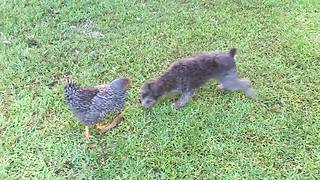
[140,80,162,108]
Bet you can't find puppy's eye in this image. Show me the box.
[146,99,153,104]
[153,93,160,99]
[142,93,148,98]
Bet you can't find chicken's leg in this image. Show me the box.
[83,126,91,140]
[96,112,124,133]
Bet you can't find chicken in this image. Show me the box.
[64,78,130,140]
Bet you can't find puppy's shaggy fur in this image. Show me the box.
[140,48,254,109]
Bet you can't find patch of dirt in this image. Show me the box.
[71,20,104,38]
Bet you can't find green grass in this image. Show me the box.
[1,0,320,178]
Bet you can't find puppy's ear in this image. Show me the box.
[146,80,155,90]
[229,48,237,57]
[147,79,163,93]
[148,80,160,90]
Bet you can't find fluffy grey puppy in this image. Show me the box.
[140,48,254,109]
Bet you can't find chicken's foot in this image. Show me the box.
[96,123,106,130]
[96,112,124,133]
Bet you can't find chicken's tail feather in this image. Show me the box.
[66,78,74,85]
[64,78,78,96]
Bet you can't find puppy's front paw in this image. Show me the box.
[171,102,182,109]
[245,88,255,97]
[217,84,225,91]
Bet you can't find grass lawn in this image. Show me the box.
[1,0,320,179]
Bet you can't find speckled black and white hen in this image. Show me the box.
[65,78,130,140]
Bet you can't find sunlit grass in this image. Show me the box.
[1,0,319,178]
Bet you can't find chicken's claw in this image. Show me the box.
[99,112,124,133]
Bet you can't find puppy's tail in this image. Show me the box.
[229,48,237,57]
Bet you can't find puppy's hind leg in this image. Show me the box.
[172,90,196,109]
[239,79,255,97]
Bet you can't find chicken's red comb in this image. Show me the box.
[123,78,131,89]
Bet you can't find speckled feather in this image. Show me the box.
[64,78,129,125]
